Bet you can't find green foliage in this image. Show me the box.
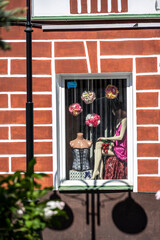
[0,0,25,50]
[0,159,66,240]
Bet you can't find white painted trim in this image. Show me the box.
[137,141,160,143]
[0,75,52,77]
[0,140,52,143]
[8,126,11,141]
[136,90,160,93]
[108,0,111,12]
[52,41,58,188]
[137,107,160,109]
[138,174,160,176]
[54,56,86,60]
[0,124,52,127]
[158,158,160,175]
[8,156,11,173]
[8,58,11,76]
[0,108,52,110]
[97,41,101,73]
[138,157,159,159]
[84,41,91,73]
[97,0,101,12]
[0,154,53,157]
[42,22,160,31]
[136,72,160,76]
[0,92,52,94]
[56,73,134,189]
[88,0,91,13]
[0,57,51,60]
[4,37,160,43]
[0,171,54,174]
[77,0,81,14]
[60,179,132,187]
[100,55,160,59]
[0,108,52,111]
[8,94,11,109]
[132,57,138,192]
[118,0,122,12]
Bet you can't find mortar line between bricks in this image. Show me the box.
[158,125,160,141]
[54,56,87,60]
[0,75,52,77]
[137,124,160,127]
[0,92,52,95]
[136,90,160,93]
[0,57,52,60]
[8,92,52,94]
[0,154,53,157]
[83,40,91,73]
[0,124,52,127]
[0,108,52,110]
[138,174,159,177]
[97,40,101,73]
[136,107,160,110]
[138,157,160,159]
[0,139,53,142]
[137,141,160,143]
[136,72,160,76]
[0,171,53,174]
[8,156,11,173]
[8,126,11,140]
[100,55,160,59]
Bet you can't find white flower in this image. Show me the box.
[16,209,24,218]
[155,190,160,200]
[46,201,57,209]
[44,208,58,220]
[44,200,65,220]
[46,200,65,210]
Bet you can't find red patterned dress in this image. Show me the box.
[104,123,127,179]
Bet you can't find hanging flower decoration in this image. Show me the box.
[81,91,96,104]
[69,103,83,116]
[85,113,100,127]
[105,85,119,99]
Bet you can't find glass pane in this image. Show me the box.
[65,79,127,180]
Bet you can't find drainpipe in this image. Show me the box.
[25,0,34,173]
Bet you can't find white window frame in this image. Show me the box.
[53,73,134,190]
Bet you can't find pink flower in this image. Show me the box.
[86,120,89,125]
[69,103,83,116]
[155,190,160,200]
[85,113,100,127]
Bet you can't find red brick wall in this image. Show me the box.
[1,23,160,191]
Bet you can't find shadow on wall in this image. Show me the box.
[47,191,74,231]
[44,180,148,240]
[112,191,147,234]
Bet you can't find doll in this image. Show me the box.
[91,102,127,180]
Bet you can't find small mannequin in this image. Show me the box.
[70,133,92,171]
[91,103,127,180]
[70,133,92,149]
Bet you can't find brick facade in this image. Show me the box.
[0,19,160,191]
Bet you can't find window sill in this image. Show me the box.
[59,185,133,192]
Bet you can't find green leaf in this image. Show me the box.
[25,220,33,229]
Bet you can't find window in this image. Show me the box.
[55,74,133,190]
